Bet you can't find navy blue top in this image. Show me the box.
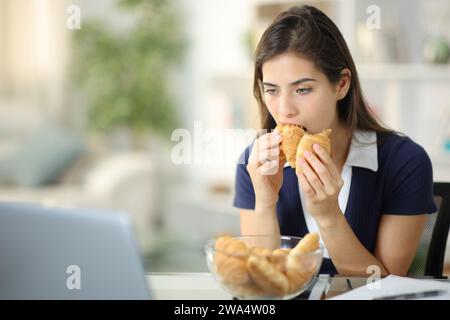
[232,133,438,275]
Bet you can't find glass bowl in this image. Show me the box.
[205,235,323,300]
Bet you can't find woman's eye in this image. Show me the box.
[264,89,277,95]
[296,88,311,94]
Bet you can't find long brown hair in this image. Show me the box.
[253,5,394,140]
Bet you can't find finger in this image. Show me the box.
[256,132,282,152]
[248,132,281,165]
[257,146,281,165]
[258,160,280,176]
[249,145,281,165]
[303,151,334,192]
[298,172,315,197]
[298,156,326,199]
[248,134,274,164]
[312,144,340,180]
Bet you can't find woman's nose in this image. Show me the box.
[279,94,298,118]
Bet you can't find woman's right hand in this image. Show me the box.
[247,130,286,210]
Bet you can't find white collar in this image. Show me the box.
[346,130,378,171]
[283,130,378,172]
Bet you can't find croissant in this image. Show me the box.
[290,232,320,255]
[216,256,250,286]
[296,129,332,175]
[270,248,291,274]
[214,237,250,286]
[247,254,289,296]
[276,124,305,168]
[249,246,272,259]
[286,233,321,293]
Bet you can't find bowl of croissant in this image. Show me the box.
[205,233,323,300]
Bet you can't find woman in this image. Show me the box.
[233,5,437,276]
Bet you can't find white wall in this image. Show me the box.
[174,0,254,187]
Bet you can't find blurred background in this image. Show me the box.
[0,0,449,274]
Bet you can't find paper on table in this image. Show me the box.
[329,275,450,300]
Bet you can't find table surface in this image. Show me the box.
[145,272,450,300]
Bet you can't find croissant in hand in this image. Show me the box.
[296,129,332,175]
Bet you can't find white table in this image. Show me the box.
[145,272,330,300]
[146,272,450,300]
[146,272,232,300]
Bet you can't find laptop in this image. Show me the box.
[0,202,152,299]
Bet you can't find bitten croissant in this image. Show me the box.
[276,124,305,168]
[296,129,332,175]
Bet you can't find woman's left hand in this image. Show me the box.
[296,143,344,222]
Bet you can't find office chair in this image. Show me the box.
[408,182,450,277]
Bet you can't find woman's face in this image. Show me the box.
[261,51,348,134]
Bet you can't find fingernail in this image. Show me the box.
[304,151,311,158]
[313,144,321,151]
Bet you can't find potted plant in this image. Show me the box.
[71,0,185,149]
